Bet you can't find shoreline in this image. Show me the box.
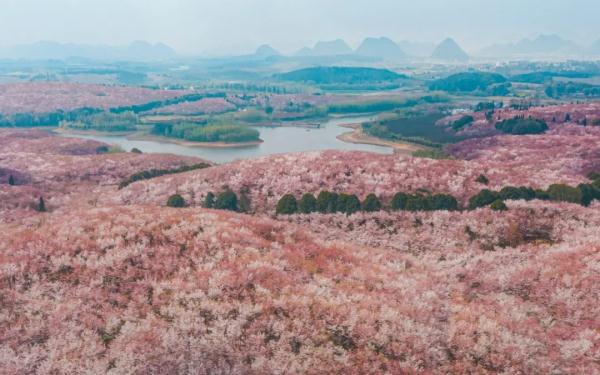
[128,133,263,148]
[336,125,426,154]
[54,118,420,152]
[53,128,136,137]
[55,128,264,149]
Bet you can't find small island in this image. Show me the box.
[58,109,263,148]
[136,122,262,148]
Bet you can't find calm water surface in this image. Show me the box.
[61,116,393,163]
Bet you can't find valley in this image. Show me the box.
[2,15,600,373]
[2,105,600,372]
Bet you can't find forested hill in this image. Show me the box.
[429,72,508,93]
[275,66,407,84]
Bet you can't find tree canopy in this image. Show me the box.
[495,118,548,135]
[215,191,239,211]
[276,194,298,215]
[166,194,186,208]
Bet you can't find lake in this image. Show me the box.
[61,116,393,163]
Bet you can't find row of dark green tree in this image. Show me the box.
[0,107,102,128]
[164,174,600,214]
[110,92,225,114]
[469,176,600,209]
[276,191,459,215]
[119,162,211,189]
[276,175,600,216]
[277,192,365,215]
[495,117,548,135]
[0,93,227,128]
[167,190,251,213]
[450,115,474,131]
[60,111,140,132]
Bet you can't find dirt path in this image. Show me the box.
[336,125,426,154]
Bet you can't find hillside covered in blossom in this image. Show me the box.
[0,83,189,114]
[2,93,600,374]
[0,129,204,223]
[117,124,600,213]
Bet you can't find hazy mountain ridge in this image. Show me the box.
[480,34,591,58]
[0,40,178,61]
[431,38,469,62]
[284,37,469,62]
[254,44,282,57]
[296,39,354,56]
[1,34,597,63]
[355,37,407,59]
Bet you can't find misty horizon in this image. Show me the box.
[0,33,598,60]
[1,0,599,56]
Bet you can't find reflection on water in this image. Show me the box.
[60,116,393,163]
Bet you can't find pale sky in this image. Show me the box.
[1,0,599,55]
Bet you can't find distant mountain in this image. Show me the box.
[514,35,579,55]
[397,41,436,57]
[127,41,177,60]
[0,41,177,61]
[312,39,353,56]
[254,44,281,57]
[294,40,353,57]
[431,38,469,62]
[355,37,406,60]
[481,34,581,58]
[275,66,406,84]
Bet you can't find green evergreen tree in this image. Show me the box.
[38,197,47,212]
[8,175,15,186]
[547,184,583,204]
[317,191,333,213]
[326,193,339,213]
[345,194,362,215]
[298,193,317,214]
[534,189,550,200]
[391,192,410,210]
[362,194,381,212]
[517,187,536,201]
[215,190,238,211]
[203,192,216,208]
[499,186,523,200]
[405,195,430,211]
[429,194,458,211]
[166,194,186,208]
[336,194,350,213]
[468,189,500,209]
[577,184,599,207]
[276,194,298,215]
